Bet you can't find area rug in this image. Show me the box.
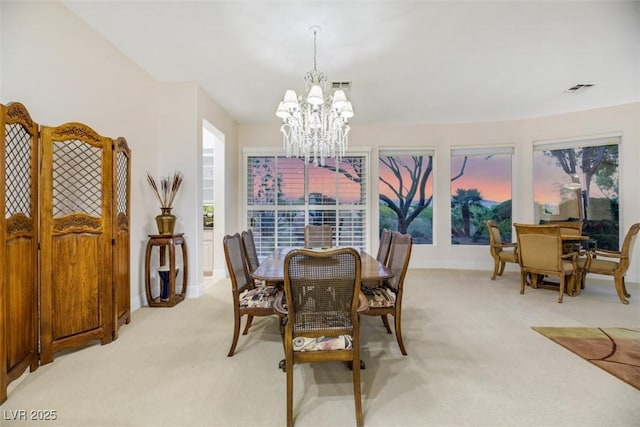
[532,327,640,391]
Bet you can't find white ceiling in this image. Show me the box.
[61,1,640,126]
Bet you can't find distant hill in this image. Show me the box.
[380,199,502,208]
[481,200,499,208]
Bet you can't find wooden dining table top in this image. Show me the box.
[251,247,393,282]
[561,235,590,241]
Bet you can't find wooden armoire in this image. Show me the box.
[0,102,131,403]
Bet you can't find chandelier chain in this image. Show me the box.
[312,28,318,72]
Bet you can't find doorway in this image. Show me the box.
[202,120,225,281]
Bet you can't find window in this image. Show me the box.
[533,135,620,250]
[378,150,433,244]
[246,153,368,260]
[450,147,513,245]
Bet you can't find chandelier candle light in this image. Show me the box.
[276,26,354,166]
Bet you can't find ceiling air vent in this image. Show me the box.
[332,81,352,90]
[565,83,594,93]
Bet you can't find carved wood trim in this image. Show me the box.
[6,213,33,235]
[50,122,103,146]
[53,214,102,233]
[5,102,36,132]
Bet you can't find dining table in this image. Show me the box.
[251,246,394,284]
[561,234,592,253]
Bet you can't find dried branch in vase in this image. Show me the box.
[146,171,184,209]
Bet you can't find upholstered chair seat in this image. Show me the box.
[238,286,278,309]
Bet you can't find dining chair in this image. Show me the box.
[361,232,412,355]
[243,228,284,289]
[514,223,579,303]
[376,228,393,265]
[241,229,260,274]
[222,233,279,357]
[275,247,365,427]
[539,219,584,236]
[361,229,393,288]
[540,219,584,254]
[484,220,519,280]
[583,222,639,304]
[303,224,333,248]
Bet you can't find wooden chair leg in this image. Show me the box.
[566,273,575,297]
[530,273,539,289]
[352,354,364,427]
[491,259,500,280]
[286,357,294,427]
[614,276,629,304]
[394,313,407,356]
[497,261,506,277]
[558,276,565,303]
[621,277,631,298]
[520,270,526,294]
[381,315,392,334]
[242,315,254,335]
[227,313,241,357]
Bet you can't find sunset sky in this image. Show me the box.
[251,154,608,206]
[450,155,511,202]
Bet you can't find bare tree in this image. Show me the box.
[377,155,468,234]
[549,146,615,198]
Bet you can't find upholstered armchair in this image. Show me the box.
[514,223,579,303]
[485,220,519,280]
[584,223,639,304]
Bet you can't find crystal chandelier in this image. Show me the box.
[275,26,354,166]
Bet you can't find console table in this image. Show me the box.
[144,233,188,307]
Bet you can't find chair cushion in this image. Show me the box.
[293,335,353,352]
[362,286,396,307]
[588,258,618,274]
[498,250,517,263]
[239,286,278,308]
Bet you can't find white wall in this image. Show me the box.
[239,102,640,282]
[2,1,638,304]
[1,1,238,308]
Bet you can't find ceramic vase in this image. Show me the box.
[158,266,180,301]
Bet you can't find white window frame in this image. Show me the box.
[378,148,436,245]
[243,149,370,258]
[450,144,515,245]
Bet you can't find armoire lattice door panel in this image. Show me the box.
[0,102,40,403]
[113,137,131,338]
[39,122,114,364]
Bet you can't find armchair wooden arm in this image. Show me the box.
[591,248,626,259]
[274,290,287,316]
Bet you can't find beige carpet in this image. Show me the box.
[2,269,639,426]
[532,327,640,391]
